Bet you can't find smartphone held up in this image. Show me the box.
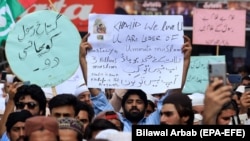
[208,62,227,89]
[0,71,7,83]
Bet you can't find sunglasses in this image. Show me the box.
[16,102,37,109]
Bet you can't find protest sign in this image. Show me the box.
[5,10,81,87]
[87,14,184,94]
[193,9,246,47]
[182,55,225,94]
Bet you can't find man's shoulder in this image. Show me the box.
[0,132,9,141]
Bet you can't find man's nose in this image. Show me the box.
[132,101,137,106]
[19,128,25,136]
[23,105,29,110]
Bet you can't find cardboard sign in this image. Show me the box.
[182,55,226,94]
[87,14,184,94]
[193,9,246,47]
[5,10,81,87]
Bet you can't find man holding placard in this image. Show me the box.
[79,28,192,131]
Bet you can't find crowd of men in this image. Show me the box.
[0,33,249,141]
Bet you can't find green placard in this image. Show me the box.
[182,55,226,94]
[5,10,81,87]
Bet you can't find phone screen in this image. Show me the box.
[208,63,226,85]
[1,71,7,81]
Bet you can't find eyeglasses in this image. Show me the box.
[15,102,37,109]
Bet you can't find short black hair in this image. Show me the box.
[121,89,148,108]
[6,110,32,132]
[163,93,194,125]
[241,76,250,82]
[48,93,79,116]
[76,101,95,122]
[84,118,119,140]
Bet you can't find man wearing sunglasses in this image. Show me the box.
[13,84,47,116]
[0,84,47,141]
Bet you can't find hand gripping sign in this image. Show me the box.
[5,10,81,88]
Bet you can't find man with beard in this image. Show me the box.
[5,110,32,141]
[79,33,192,131]
[79,35,153,131]
[120,89,151,130]
[121,90,147,123]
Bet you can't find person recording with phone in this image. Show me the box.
[202,77,234,125]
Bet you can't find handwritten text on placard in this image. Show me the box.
[193,9,246,47]
[5,10,81,87]
[87,14,184,93]
[182,55,225,94]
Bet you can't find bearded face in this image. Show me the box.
[123,95,146,123]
